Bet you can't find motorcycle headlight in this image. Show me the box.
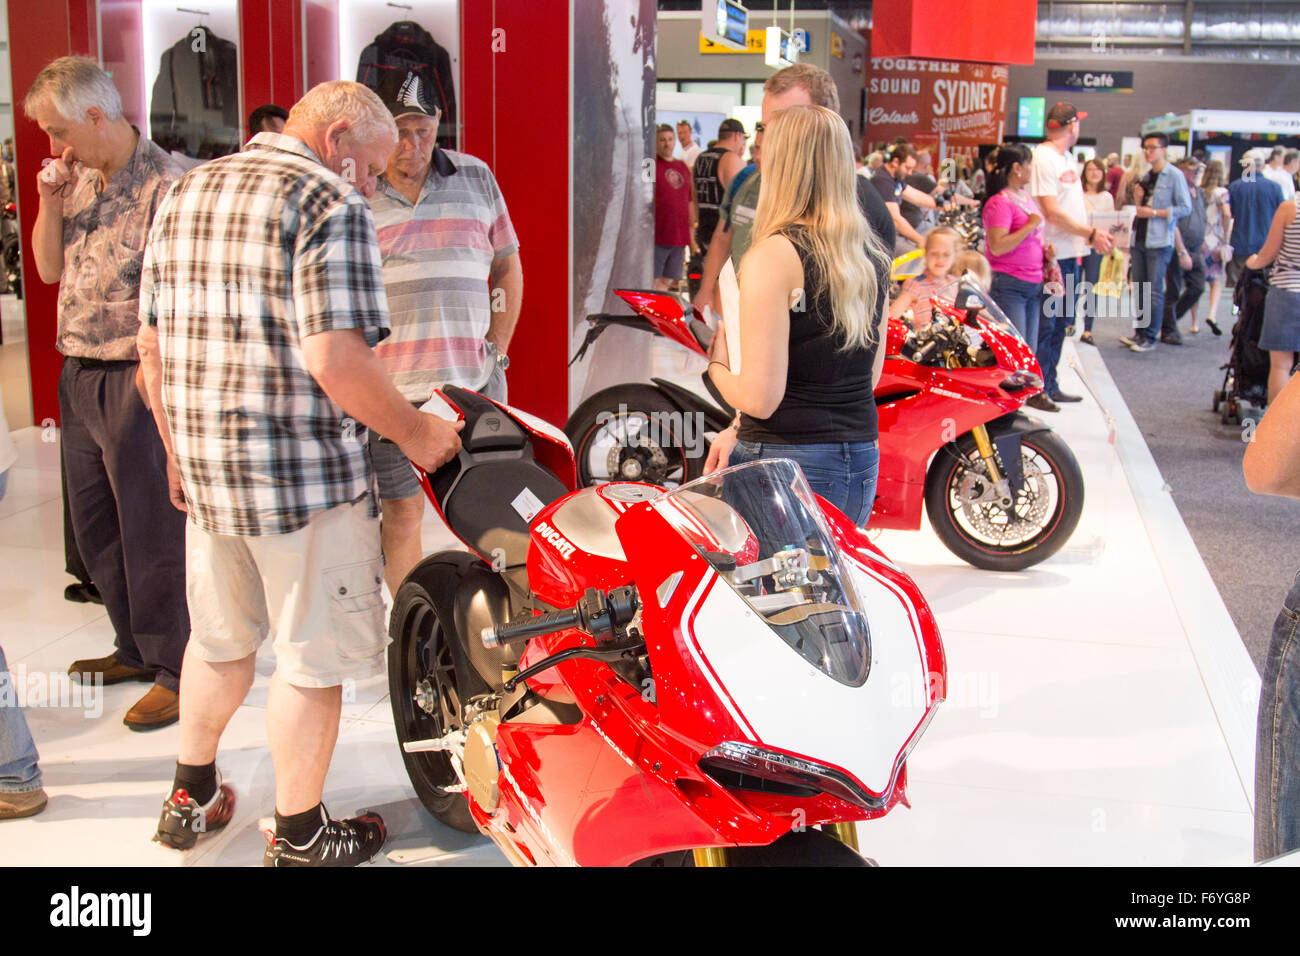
[699,741,885,811]
[1001,370,1043,392]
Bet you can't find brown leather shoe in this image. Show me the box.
[68,653,154,686]
[124,684,180,732]
[0,788,48,820]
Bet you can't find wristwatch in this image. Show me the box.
[496,351,510,371]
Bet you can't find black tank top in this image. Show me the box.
[737,225,881,445]
[693,147,728,249]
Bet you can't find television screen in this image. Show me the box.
[703,0,748,51]
[1018,97,1045,138]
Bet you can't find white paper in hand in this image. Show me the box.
[718,258,742,375]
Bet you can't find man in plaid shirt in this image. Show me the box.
[137,81,463,866]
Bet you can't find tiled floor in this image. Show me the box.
[0,336,1261,866]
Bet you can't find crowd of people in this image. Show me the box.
[0,57,516,868]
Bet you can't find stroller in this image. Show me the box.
[1213,266,1271,425]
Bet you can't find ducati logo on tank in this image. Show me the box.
[535,521,577,560]
[864,57,1009,155]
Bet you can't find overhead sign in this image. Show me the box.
[700,27,805,55]
[864,57,1009,148]
[765,26,798,68]
[1047,69,1134,93]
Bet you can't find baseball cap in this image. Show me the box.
[1242,147,1269,166]
[1045,102,1087,128]
[718,118,746,137]
[383,72,440,119]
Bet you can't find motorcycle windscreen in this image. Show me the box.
[654,459,871,687]
[938,277,1027,345]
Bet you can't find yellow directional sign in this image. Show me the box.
[699,29,768,54]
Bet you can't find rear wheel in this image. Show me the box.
[566,384,705,488]
[925,429,1084,572]
[388,558,495,833]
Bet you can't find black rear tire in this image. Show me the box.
[388,556,496,834]
[925,429,1085,572]
[565,384,705,488]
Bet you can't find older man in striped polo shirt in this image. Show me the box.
[367,73,523,594]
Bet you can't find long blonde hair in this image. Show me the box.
[749,104,890,350]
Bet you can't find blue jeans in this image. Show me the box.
[0,644,42,794]
[730,439,880,527]
[1080,251,1103,333]
[1256,570,1300,861]
[1038,257,1082,395]
[989,272,1041,350]
[1130,244,1175,344]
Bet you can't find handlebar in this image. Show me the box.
[482,586,640,649]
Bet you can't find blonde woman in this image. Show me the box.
[704,104,891,524]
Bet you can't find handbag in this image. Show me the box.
[1043,253,1065,296]
[1096,249,1126,299]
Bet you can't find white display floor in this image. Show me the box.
[0,340,1261,866]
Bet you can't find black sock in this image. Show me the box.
[276,803,327,846]
[172,761,217,806]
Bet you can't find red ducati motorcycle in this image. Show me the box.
[566,278,1084,571]
[388,385,945,866]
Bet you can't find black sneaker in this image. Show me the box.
[1160,332,1183,346]
[153,778,236,850]
[263,807,387,867]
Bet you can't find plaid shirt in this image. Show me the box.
[140,133,390,536]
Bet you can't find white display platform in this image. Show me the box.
[0,338,1258,866]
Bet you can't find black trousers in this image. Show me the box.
[58,358,187,690]
[1163,250,1208,335]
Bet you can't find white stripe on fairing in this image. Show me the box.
[678,571,756,740]
[851,559,932,683]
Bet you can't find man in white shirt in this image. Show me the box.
[1031,102,1113,409]
[1264,147,1297,202]
[676,120,702,170]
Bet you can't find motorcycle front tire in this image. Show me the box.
[566,383,706,488]
[925,429,1085,572]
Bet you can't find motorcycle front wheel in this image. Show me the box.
[388,558,493,834]
[925,429,1084,572]
[566,384,705,488]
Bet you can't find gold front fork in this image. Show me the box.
[942,349,1004,485]
[692,847,729,867]
[970,423,1004,483]
[824,822,860,851]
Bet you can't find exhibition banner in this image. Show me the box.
[864,57,1009,151]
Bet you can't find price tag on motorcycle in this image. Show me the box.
[511,487,545,523]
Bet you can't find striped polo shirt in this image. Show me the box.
[369,148,519,399]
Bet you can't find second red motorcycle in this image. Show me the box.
[566,279,1084,572]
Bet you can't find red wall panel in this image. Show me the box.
[872,0,1037,66]
[461,0,571,428]
[240,0,304,134]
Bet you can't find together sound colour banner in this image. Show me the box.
[864,57,1009,150]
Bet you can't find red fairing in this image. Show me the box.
[614,289,710,357]
[869,301,1045,532]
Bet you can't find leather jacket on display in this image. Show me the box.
[358,21,457,150]
[150,26,241,160]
